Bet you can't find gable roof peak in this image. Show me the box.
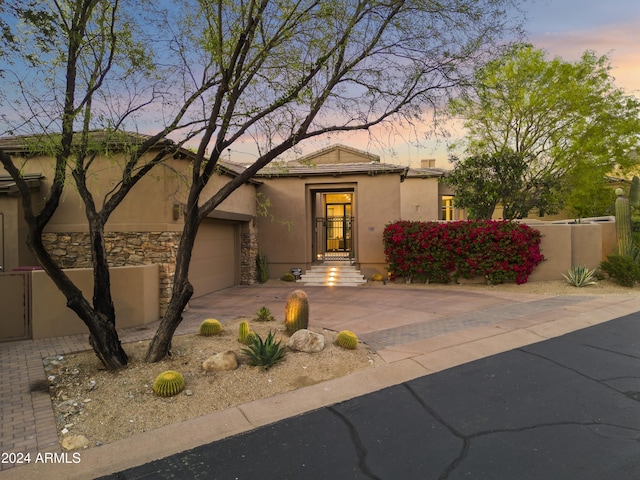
[294,144,380,165]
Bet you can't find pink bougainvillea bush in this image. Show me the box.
[383,220,544,285]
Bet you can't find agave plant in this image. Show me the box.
[254,306,275,322]
[241,331,286,369]
[563,265,597,287]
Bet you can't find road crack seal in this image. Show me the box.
[327,406,383,480]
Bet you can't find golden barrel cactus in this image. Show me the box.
[199,319,222,336]
[336,330,358,350]
[152,370,185,397]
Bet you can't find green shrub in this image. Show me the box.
[281,272,296,282]
[562,265,597,287]
[152,371,185,397]
[255,306,275,322]
[241,331,286,369]
[600,254,640,287]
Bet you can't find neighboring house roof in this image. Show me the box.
[406,167,448,178]
[0,173,43,195]
[0,131,174,156]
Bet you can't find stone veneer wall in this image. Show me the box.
[43,232,180,314]
[43,228,259,314]
[240,232,258,285]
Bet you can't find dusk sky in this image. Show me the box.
[525,0,639,94]
[334,0,640,167]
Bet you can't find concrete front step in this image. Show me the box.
[298,264,366,286]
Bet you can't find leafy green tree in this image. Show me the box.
[449,44,640,218]
[442,150,562,219]
[0,0,524,368]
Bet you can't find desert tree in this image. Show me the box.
[144,0,526,361]
[448,44,640,218]
[0,0,203,369]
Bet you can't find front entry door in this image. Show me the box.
[316,193,353,262]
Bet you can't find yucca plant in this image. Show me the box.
[254,306,275,322]
[563,265,597,287]
[241,331,286,370]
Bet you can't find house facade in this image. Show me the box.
[0,133,259,339]
[253,145,456,279]
[0,136,455,339]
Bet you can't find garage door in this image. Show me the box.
[190,219,237,297]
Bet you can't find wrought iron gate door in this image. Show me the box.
[315,216,354,262]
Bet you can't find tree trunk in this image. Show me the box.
[145,209,199,363]
[144,279,194,362]
[87,312,129,370]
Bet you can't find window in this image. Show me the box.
[441,195,455,220]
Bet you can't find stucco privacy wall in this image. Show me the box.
[30,264,159,339]
[524,221,616,282]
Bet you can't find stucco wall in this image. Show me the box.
[400,177,441,221]
[30,264,159,339]
[255,177,316,278]
[256,173,403,279]
[525,221,615,282]
[0,196,38,271]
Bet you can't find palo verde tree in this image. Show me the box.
[144,0,526,362]
[447,44,640,219]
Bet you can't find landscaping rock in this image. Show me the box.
[61,434,90,451]
[287,329,325,353]
[202,351,239,372]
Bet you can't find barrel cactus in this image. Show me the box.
[199,319,222,336]
[152,370,185,397]
[238,320,250,344]
[284,289,309,334]
[336,330,358,350]
[615,188,633,257]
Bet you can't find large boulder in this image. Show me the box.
[287,329,325,353]
[202,351,239,372]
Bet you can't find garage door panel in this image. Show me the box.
[190,220,236,297]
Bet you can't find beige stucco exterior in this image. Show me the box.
[30,264,159,339]
[0,138,622,341]
[256,171,408,279]
[0,135,260,339]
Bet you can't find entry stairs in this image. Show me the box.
[297,264,366,287]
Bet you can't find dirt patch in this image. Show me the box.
[46,318,379,448]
